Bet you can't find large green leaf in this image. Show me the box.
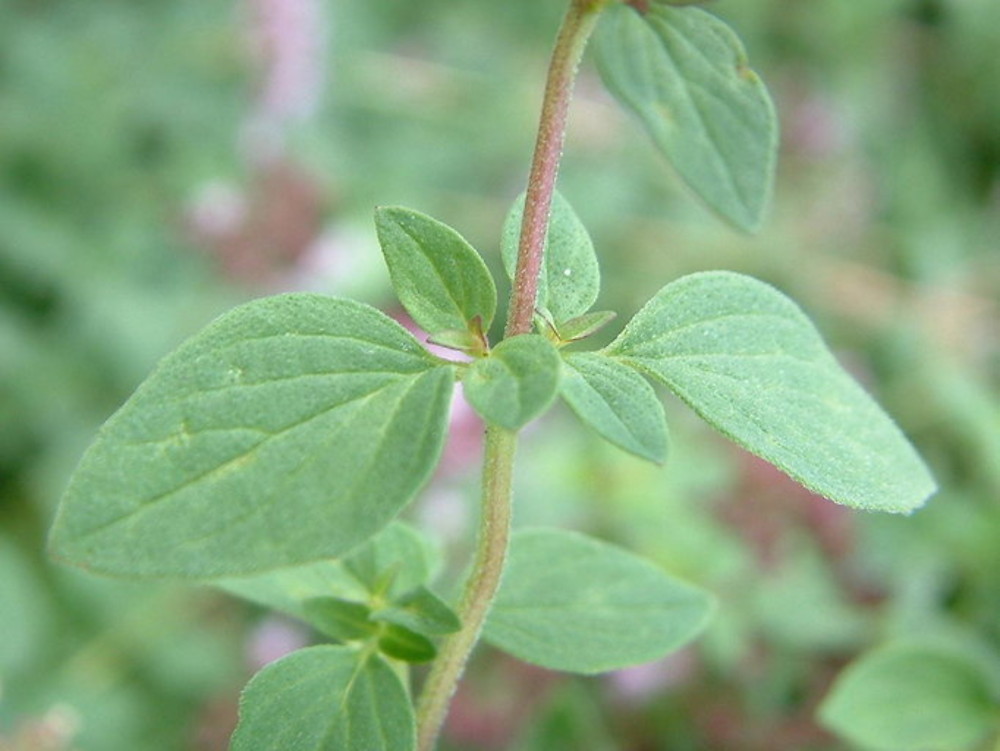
[50,294,454,578]
[818,644,997,751]
[463,334,562,430]
[501,191,601,322]
[593,4,778,231]
[561,352,668,463]
[484,528,713,674]
[230,646,414,751]
[376,206,496,336]
[608,272,936,513]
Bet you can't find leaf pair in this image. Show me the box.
[217,522,458,657]
[224,523,460,750]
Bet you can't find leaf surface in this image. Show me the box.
[561,352,668,463]
[51,295,454,577]
[213,522,435,618]
[593,4,778,231]
[230,646,414,751]
[484,528,713,674]
[608,272,936,512]
[376,206,496,335]
[819,644,997,751]
[463,335,562,430]
[502,192,601,322]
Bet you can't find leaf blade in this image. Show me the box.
[230,646,415,751]
[501,192,601,322]
[484,528,714,674]
[608,271,936,512]
[50,294,454,578]
[819,644,997,751]
[561,352,668,463]
[593,4,778,231]
[376,206,497,335]
[463,334,562,430]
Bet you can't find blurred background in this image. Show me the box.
[1,0,998,749]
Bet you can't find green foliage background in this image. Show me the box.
[1,0,998,748]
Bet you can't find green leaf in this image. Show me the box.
[553,310,617,343]
[50,294,455,578]
[561,352,668,463]
[819,644,997,751]
[213,522,434,618]
[502,192,601,322]
[376,206,497,335]
[214,560,365,619]
[463,334,562,430]
[302,597,378,642]
[592,4,778,231]
[377,624,437,664]
[342,522,438,598]
[372,586,461,636]
[231,646,414,751]
[608,272,936,512]
[484,528,713,674]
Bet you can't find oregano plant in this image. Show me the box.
[49,0,937,749]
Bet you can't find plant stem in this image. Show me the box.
[415,2,602,747]
[415,426,517,751]
[505,0,603,337]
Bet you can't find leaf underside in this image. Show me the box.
[50,294,454,578]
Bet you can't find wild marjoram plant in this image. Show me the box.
[49,1,937,749]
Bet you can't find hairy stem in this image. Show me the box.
[415,426,517,751]
[505,0,603,337]
[415,2,602,747]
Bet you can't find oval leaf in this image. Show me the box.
[593,4,778,231]
[484,528,713,674]
[502,191,601,322]
[231,646,414,751]
[819,644,997,751]
[463,334,562,430]
[561,352,668,463]
[376,206,497,335]
[50,295,454,577]
[608,272,936,513]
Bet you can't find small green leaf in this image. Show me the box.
[561,352,668,463]
[608,272,936,513]
[484,528,713,674]
[342,522,438,598]
[302,597,378,642]
[819,644,997,751]
[213,522,434,618]
[377,624,437,664]
[593,4,778,231]
[50,295,454,577]
[463,335,562,430]
[502,192,601,322]
[372,586,461,636]
[376,206,497,335]
[231,646,414,751]
[554,310,617,343]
